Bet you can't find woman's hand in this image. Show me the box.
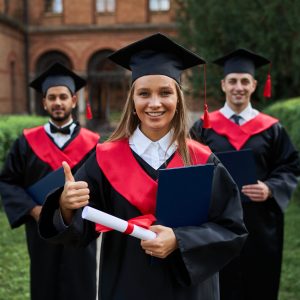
[59,161,90,224]
[140,225,178,259]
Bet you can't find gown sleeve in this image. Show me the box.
[189,119,205,143]
[263,124,300,212]
[172,154,248,286]
[0,136,38,228]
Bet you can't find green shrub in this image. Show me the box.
[0,116,48,210]
[264,97,300,151]
[0,115,48,168]
[264,98,300,203]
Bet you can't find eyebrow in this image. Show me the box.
[228,77,251,81]
[136,85,174,90]
[47,93,69,97]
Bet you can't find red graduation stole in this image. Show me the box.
[96,138,211,215]
[24,126,99,170]
[201,111,278,150]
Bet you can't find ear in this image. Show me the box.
[72,95,77,108]
[252,78,258,91]
[221,79,226,93]
[42,98,47,110]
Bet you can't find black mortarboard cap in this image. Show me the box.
[213,48,270,76]
[29,62,86,95]
[108,33,206,84]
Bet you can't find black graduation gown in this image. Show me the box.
[0,125,99,300]
[39,140,248,300]
[190,115,300,300]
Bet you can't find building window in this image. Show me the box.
[96,0,115,13]
[149,0,170,12]
[45,0,63,14]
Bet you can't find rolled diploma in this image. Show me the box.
[82,206,156,240]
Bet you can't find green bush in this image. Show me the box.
[177,1,300,103]
[0,115,48,168]
[264,97,300,151]
[0,115,48,211]
[264,97,300,203]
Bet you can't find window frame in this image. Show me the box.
[95,0,116,14]
[149,0,170,12]
[44,0,63,14]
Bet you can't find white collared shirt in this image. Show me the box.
[220,102,259,125]
[129,127,177,170]
[44,119,76,148]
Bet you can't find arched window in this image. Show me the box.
[87,50,127,127]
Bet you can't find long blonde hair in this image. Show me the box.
[107,80,191,165]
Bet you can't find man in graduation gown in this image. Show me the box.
[190,48,300,300]
[0,63,100,300]
[38,33,248,300]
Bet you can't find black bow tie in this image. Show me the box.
[50,123,71,134]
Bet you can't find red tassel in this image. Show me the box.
[86,101,93,120]
[263,74,272,98]
[203,103,211,128]
[202,64,211,128]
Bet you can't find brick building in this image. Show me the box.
[0,0,177,127]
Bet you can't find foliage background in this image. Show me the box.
[0,116,48,170]
[176,0,300,108]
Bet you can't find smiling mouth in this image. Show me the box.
[233,94,244,99]
[146,112,165,117]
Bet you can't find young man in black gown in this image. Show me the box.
[0,63,100,300]
[190,48,300,300]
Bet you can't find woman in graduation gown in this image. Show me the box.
[38,33,248,300]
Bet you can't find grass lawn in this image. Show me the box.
[279,199,300,299]
[0,212,30,299]
[0,201,299,299]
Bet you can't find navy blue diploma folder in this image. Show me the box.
[26,167,65,205]
[156,164,214,228]
[215,149,257,202]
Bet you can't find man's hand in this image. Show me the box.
[242,180,271,202]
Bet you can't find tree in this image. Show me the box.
[176,0,300,109]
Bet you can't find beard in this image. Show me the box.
[49,109,72,122]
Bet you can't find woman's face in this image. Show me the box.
[133,75,178,141]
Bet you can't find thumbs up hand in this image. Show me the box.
[63,160,75,182]
[59,161,90,224]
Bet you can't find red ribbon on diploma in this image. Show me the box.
[95,214,156,234]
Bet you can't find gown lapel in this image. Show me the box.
[204,111,278,150]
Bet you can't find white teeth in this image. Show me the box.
[147,112,164,116]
